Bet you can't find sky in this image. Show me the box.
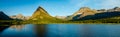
[0,0,120,16]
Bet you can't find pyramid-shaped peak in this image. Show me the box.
[36,6,48,14]
[38,6,42,8]
[37,6,44,10]
[30,6,53,20]
[37,6,45,10]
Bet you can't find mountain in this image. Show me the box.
[10,14,30,20]
[97,7,120,13]
[29,6,61,23]
[77,12,120,20]
[55,16,67,19]
[30,6,55,20]
[107,7,120,12]
[71,7,120,21]
[67,7,97,20]
[0,11,12,20]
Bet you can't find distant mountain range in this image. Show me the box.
[55,16,67,19]
[66,7,120,21]
[10,14,30,20]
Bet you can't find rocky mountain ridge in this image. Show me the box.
[69,7,120,20]
[9,14,30,20]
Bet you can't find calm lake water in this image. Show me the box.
[0,24,120,37]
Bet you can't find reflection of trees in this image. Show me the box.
[34,24,46,37]
[0,26,10,37]
[10,25,24,31]
[0,26,10,33]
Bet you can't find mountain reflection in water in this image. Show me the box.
[10,25,25,31]
[0,24,120,37]
[0,26,10,33]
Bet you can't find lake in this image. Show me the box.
[0,24,120,37]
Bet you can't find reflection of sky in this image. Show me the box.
[46,24,82,37]
[1,24,36,37]
[46,24,120,37]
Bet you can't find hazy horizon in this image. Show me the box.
[0,0,120,16]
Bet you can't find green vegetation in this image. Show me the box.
[20,15,120,24]
[1,16,120,25]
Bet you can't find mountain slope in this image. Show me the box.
[67,7,97,20]
[28,6,63,24]
[76,11,120,20]
[0,11,12,20]
[70,7,120,21]
[30,6,54,20]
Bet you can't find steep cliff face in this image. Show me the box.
[30,6,55,20]
[0,11,12,20]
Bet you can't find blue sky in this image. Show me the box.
[0,0,120,16]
